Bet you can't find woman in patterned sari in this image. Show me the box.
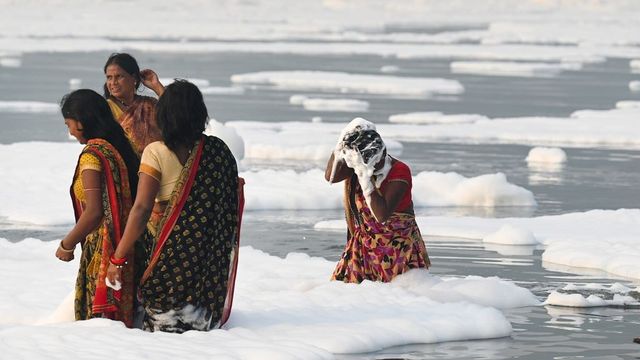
[107,80,241,333]
[55,89,140,327]
[325,118,430,283]
[103,53,164,156]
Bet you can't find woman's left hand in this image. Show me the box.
[140,69,164,95]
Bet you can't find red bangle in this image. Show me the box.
[110,255,128,266]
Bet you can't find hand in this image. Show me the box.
[106,263,122,286]
[55,246,74,262]
[55,248,74,262]
[140,69,164,95]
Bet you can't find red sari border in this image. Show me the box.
[140,138,205,286]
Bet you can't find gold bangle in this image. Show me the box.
[58,240,75,253]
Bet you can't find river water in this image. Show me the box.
[1,50,639,359]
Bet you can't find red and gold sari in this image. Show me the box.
[107,96,161,156]
[70,139,135,327]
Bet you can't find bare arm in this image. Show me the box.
[368,180,408,223]
[107,173,160,283]
[324,151,354,183]
[56,170,103,261]
[140,69,165,97]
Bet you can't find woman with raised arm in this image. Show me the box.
[325,118,430,283]
[106,80,241,333]
[103,52,164,156]
[56,89,140,327]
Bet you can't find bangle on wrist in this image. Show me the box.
[110,255,128,269]
[58,240,75,253]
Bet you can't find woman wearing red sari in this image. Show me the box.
[107,80,241,333]
[325,118,430,283]
[56,89,140,326]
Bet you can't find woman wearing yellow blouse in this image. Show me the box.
[56,89,140,327]
[107,80,241,333]
[103,53,165,156]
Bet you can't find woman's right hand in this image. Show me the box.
[55,246,75,262]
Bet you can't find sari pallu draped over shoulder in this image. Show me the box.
[108,96,161,156]
[70,139,135,327]
[140,135,240,333]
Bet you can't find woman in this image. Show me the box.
[103,52,164,156]
[107,80,241,333]
[55,89,140,327]
[325,118,430,283]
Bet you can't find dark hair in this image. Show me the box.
[61,89,140,197]
[103,53,141,98]
[156,79,209,152]
[342,129,385,164]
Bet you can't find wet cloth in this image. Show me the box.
[70,139,135,327]
[332,160,430,283]
[107,96,162,156]
[137,136,240,333]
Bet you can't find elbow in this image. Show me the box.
[84,208,104,227]
[132,203,153,223]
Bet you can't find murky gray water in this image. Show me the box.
[1,51,640,359]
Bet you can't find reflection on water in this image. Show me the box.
[483,243,538,256]
[527,162,565,186]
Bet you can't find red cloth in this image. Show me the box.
[379,160,413,212]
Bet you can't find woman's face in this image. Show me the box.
[65,118,86,144]
[105,64,137,101]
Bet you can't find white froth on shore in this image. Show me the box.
[450,61,581,77]
[226,120,403,161]
[380,65,399,73]
[231,71,464,98]
[160,77,210,88]
[412,172,536,208]
[483,224,537,245]
[526,147,567,166]
[545,283,640,307]
[316,209,640,281]
[289,95,370,112]
[204,118,245,161]
[615,100,640,109]
[0,57,21,68]
[389,112,488,125]
[200,86,245,95]
[0,101,59,113]
[231,104,640,152]
[2,1,640,67]
[0,238,540,358]
[0,140,533,223]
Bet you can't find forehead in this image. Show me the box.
[106,64,130,76]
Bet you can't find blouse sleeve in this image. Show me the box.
[139,143,162,181]
[386,161,412,186]
[78,152,102,173]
